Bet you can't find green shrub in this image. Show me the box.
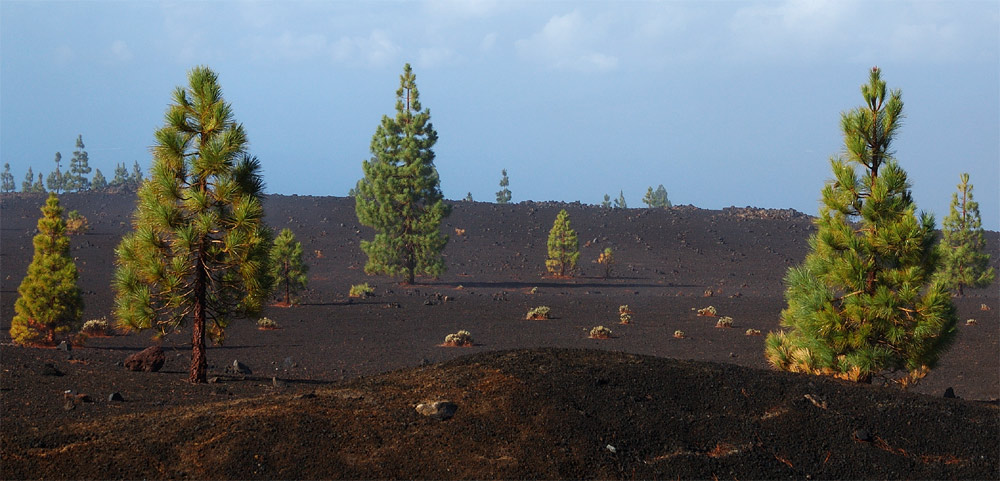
[257,317,278,329]
[745,328,762,336]
[715,316,734,328]
[349,283,375,299]
[696,306,717,317]
[81,318,110,335]
[444,330,474,346]
[673,330,685,339]
[589,326,613,339]
[526,306,551,320]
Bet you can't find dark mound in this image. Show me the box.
[2,348,996,480]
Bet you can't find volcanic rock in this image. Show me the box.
[123,346,165,372]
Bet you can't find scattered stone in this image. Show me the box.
[225,360,252,376]
[108,392,125,402]
[41,363,64,376]
[57,340,72,352]
[853,428,872,442]
[124,346,165,372]
[415,400,458,420]
[606,444,617,453]
[944,387,957,399]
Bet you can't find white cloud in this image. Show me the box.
[332,29,400,67]
[109,40,133,62]
[248,32,328,62]
[515,10,619,72]
[728,0,853,59]
[423,0,505,19]
[417,47,457,68]
[480,32,497,52]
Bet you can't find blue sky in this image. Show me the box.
[2,1,997,229]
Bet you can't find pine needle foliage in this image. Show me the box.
[66,135,91,192]
[113,66,272,383]
[764,68,956,387]
[546,209,580,277]
[496,169,512,204]
[1,163,14,193]
[355,63,450,285]
[642,184,671,208]
[270,228,309,306]
[11,194,83,345]
[935,173,995,296]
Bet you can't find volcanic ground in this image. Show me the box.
[1,192,997,479]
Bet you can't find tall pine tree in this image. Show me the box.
[935,173,994,296]
[765,68,956,387]
[46,152,65,194]
[356,63,450,285]
[1,163,14,193]
[67,135,91,191]
[270,228,309,306]
[114,67,272,383]
[496,169,512,204]
[10,193,83,345]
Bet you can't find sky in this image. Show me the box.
[2,0,998,229]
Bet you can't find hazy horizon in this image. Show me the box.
[2,1,997,229]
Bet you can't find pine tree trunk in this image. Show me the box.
[189,264,208,383]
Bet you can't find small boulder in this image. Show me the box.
[225,360,252,376]
[124,346,165,372]
[415,400,458,421]
[108,392,125,402]
[944,387,957,399]
[41,363,64,377]
[57,340,72,352]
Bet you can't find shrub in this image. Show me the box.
[65,210,89,235]
[673,330,685,339]
[746,328,762,336]
[530,286,538,294]
[257,317,278,329]
[981,304,991,311]
[589,326,613,339]
[526,306,551,320]
[965,319,977,326]
[715,316,734,328]
[619,305,633,324]
[349,283,375,299]
[696,306,717,317]
[443,330,474,347]
[598,248,614,278]
[81,318,110,335]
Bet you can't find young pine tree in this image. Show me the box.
[91,169,108,192]
[47,152,64,194]
[496,169,512,204]
[10,193,83,345]
[114,67,272,383]
[601,194,611,208]
[765,68,956,387]
[110,162,129,188]
[270,228,309,306]
[643,184,670,208]
[546,209,580,277]
[614,190,627,209]
[355,63,450,285]
[1,163,14,193]
[22,167,34,193]
[935,173,995,296]
[33,172,46,193]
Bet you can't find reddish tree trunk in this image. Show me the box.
[189,265,207,383]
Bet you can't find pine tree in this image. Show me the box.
[91,169,108,192]
[130,161,144,188]
[546,209,580,277]
[10,193,83,345]
[1,163,14,193]
[270,228,308,306]
[114,66,272,383]
[601,194,611,208]
[46,152,65,194]
[33,172,46,193]
[356,63,450,285]
[613,190,627,209]
[935,173,995,296]
[496,169,512,204]
[463,192,474,202]
[110,163,129,188]
[22,167,34,192]
[643,184,671,208]
[765,68,956,387]
[66,135,92,191]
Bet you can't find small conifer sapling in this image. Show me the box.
[546,209,580,277]
[270,228,309,306]
[935,173,995,296]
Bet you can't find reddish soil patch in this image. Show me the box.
[1,192,998,479]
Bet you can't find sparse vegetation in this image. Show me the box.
[965,319,977,326]
[598,247,615,278]
[589,326,613,339]
[65,210,89,235]
[257,317,278,329]
[746,329,762,336]
[673,330,685,339]
[81,318,110,336]
[715,316,734,328]
[349,283,375,298]
[935,173,995,297]
[443,330,474,347]
[697,306,717,317]
[546,209,579,277]
[765,68,956,386]
[11,194,83,346]
[355,63,450,285]
[526,306,551,320]
[619,305,633,324]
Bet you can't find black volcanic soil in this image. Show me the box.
[2,192,998,479]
